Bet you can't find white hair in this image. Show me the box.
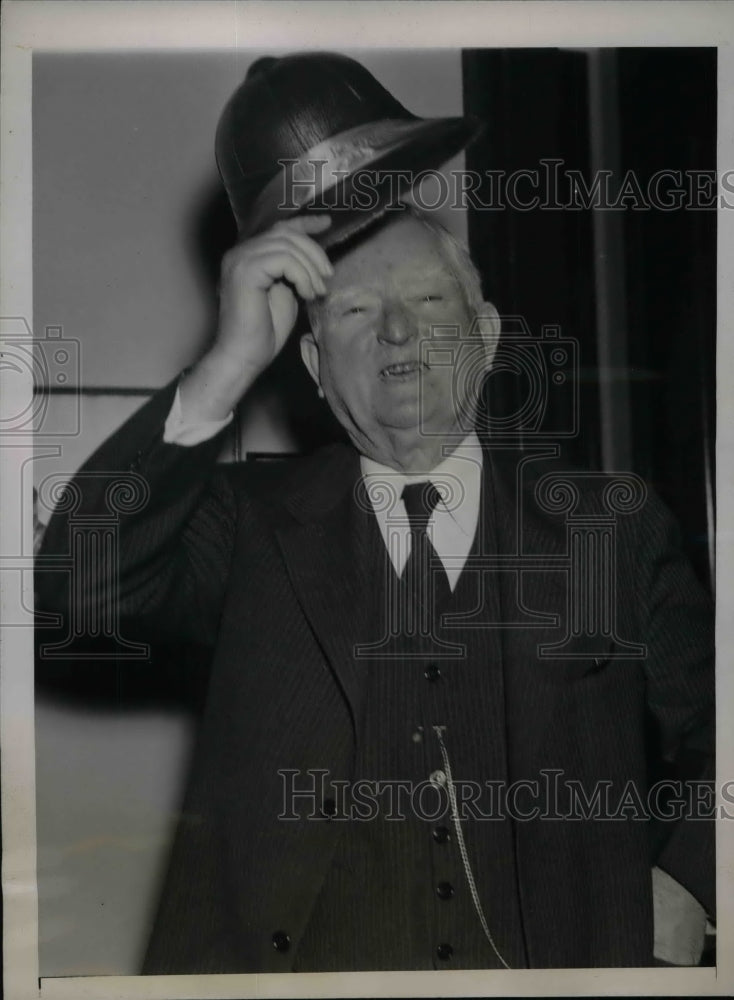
[407,206,485,315]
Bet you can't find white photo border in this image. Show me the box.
[2,2,733,998]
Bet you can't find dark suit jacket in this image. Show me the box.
[36,380,715,972]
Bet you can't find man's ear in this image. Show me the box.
[300,331,322,390]
[473,300,501,370]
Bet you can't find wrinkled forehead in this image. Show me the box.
[328,214,452,291]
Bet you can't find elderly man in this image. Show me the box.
[37,52,714,973]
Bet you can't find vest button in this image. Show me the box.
[436,881,455,900]
[429,769,446,787]
[424,663,442,682]
[436,942,454,961]
[272,931,290,952]
[432,825,451,844]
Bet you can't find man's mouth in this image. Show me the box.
[380,360,426,379]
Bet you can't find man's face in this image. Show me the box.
[301,214,495,461]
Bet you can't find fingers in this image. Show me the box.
[264,252,323,302]
[224,215,334,301]
[259,236,331,297]
[276,228,333,281]
[267,216,334,281]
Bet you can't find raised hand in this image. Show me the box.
[180,214,333,423]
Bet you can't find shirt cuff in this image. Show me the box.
[163,385,234,446]
[652,865,707,965]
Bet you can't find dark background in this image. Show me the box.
[464,47,716,594]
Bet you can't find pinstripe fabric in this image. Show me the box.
[35,381,714,972]
[295,493,526,971]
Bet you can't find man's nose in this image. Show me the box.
[377,301,417,345]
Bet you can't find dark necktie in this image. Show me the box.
[401,482,452,634]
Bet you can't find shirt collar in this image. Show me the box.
[360,432,483,536]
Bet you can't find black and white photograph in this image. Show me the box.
[2,2,733,998]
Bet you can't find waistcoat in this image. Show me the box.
[294,475,529,971]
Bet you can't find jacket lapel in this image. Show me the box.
[274,445,382,731]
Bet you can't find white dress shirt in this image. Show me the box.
[164,386,233,446]
[360,435,483,591]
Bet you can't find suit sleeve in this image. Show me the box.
[35,379,238,649]
[633,488,715,917]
